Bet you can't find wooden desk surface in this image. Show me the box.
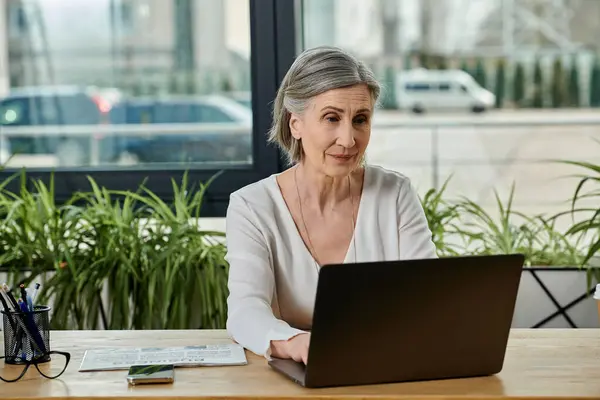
[1,329,600,399]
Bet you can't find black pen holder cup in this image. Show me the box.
[1,305,52,365]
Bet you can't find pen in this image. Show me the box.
[0,287,18,332]
[18,291,47,355]
[19,297,29,313]
[0,286,12,313]
[2,283,18,310]
[26,293,33,311]
[1,285,25,357]
[18,299,30,359]
[19,297,47,355]
[19,284,27,308]
[13,299,46,358]
[31,282,41,305]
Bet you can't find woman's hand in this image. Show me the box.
[270,333,310,364]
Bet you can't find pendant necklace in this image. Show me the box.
[294,166,357,270]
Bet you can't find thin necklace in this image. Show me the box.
[294,167,357,269]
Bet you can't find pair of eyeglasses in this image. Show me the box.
[0,350,71,382]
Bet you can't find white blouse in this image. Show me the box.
[224,164,437,358]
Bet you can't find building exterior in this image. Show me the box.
[1,0,597,97]
[0,0,9,96]
[0,0,248,95]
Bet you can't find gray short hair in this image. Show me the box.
[267,46,381,165]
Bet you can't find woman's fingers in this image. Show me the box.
[302,338,309,365]
[285,332,310,364]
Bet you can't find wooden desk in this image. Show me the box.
[1,329,600,399]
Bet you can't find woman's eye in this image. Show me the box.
[325,115,339,122]
[354,116,368,124]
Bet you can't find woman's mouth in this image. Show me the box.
[328,154,356,162]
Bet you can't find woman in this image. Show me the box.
[224,46,437,365]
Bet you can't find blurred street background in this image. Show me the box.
[1,0,599,231]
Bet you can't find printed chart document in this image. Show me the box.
[79,343,247,371]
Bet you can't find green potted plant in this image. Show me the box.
[557,156,600,281]
[0,170,229,331]
[418,176,593,329]
[418,175,463,257]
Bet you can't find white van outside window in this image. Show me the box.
[395,68,496,113]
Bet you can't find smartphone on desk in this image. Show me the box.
[126,364,175,385]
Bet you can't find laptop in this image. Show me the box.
[268,253,525,388]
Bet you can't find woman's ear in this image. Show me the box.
[289,113,302,140]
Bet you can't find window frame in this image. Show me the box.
[0,0,298,217]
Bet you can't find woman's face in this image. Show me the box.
[289,84,373,178]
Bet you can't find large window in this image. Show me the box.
[298,0,600,235]
[0,0,295,216]
[297,1,600,329]
[2,0,599,226]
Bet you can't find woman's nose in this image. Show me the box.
[337,124,356,148]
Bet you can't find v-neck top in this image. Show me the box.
[224,164,437,358]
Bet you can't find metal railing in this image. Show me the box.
[369,111,600,191]
[0,112,598,193]
[0,123,251,167]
